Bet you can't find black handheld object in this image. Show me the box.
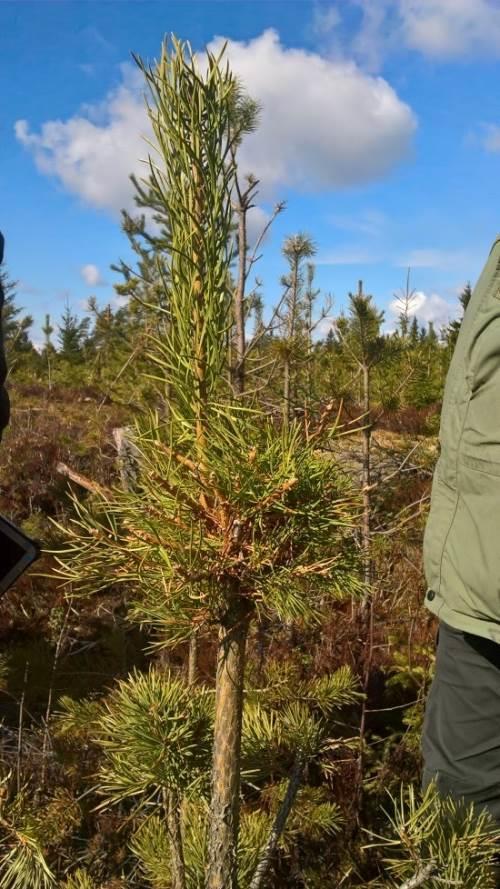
[0,513,40,596]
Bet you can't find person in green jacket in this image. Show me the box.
[0,231,10,440]
[422,234,500,822]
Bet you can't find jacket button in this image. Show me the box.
[427,590,436,601]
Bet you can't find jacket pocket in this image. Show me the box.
[442,459,500,622]
[460,452,500,477]
[422,467,459,596]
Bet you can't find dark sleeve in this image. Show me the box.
[0,232,10,440]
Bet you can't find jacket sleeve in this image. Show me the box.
[0,232,10,440]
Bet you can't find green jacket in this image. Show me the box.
[423,234,500,640]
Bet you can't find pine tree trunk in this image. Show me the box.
[166,789,187,889]
[249,755,303,889]
[206,598,251,889]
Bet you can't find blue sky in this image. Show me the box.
[3,0,500,346]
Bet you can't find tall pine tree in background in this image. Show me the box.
[41,314,54,355]
[57,304,90,365]
[41,312,56,389]
[85,297,131,386]
[279,233,316,424]
[112,174,171,346]
[334,283,387,597]
[0,271,35,356]
[0,269,40,378]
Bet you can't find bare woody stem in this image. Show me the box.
[206,598,252,889]
[56,462,111,499]
[395,862,438,888]
[165,789,187,889]
[249,754,304,889]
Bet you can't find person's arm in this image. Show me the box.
[0,232,10,440]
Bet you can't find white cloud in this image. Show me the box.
[395,248,470,270]
[327,209,387,237]
[15,63,148,215]
[481,123,500,152]
[209,30,416,196]
[316,315,337,337]
[246,205,272,250]
[79,63,96,77]
[347,0,500,66]
[388,288,459,329]
[311,3,342,37]
[350,1,398,72]
[16,30,416,215]
[399,0,500,58]
[80,263,105,286]
[316,246,380,265]
[316,243,474,272]
[17,281,42,296]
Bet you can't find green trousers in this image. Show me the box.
[422,619,500,822]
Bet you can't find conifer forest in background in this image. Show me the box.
[0,36,495,889]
